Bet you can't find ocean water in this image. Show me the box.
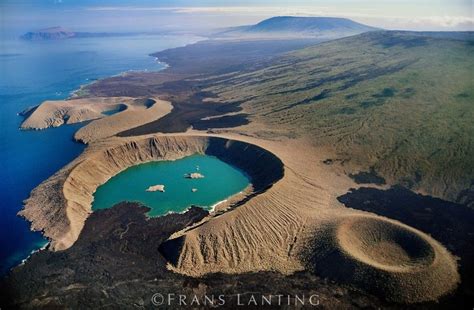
[0,34,202,275]
[93,154,250,216]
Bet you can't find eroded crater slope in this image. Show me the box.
[21,135,283,251]
[19,134,459,303]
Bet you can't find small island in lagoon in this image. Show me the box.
[145,184,165,192]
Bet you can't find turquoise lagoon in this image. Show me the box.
[93,155,250,216]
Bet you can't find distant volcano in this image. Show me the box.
[217,16,378,39]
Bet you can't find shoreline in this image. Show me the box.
[18,241,50,267]
[4,31,471,306]
[5,37,190,277]
[70,58,171,99]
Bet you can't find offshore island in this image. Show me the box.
[1,16,474,308]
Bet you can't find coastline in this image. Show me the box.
[3,31,472,307]
[70,57,171,99]
[3,34,200,276]
[18,242,50,267]
[153,57,170,70]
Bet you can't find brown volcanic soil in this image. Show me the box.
[337,186,474,307]
[305,215,458,303]
[15,132,460,305]
[20,96,172,144]
[0,203,387,309]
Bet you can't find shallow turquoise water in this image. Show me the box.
[92,155,250,216]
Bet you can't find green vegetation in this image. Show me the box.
[206,31,474,202]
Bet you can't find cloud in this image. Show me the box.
[84,6,474,30]
[408,16,474,28]
[85,6,172,12]
[170,6,329,15]
[363,15,474,30]
[86,6,338,16]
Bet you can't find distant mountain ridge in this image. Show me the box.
[217,16,378,39]
[21,27,75,40]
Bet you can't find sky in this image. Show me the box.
[1,0,473,37]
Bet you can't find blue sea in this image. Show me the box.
[0,34,202,275]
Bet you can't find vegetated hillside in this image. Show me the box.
[218,16,377,38]
[206,31,474,204]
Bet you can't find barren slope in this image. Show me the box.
[21,97,172,143]
[19,133,459,303]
